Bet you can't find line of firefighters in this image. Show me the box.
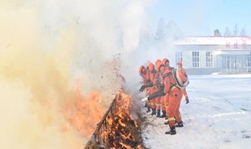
[138,58,189,135]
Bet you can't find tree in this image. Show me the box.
[154,17,166,41]
[233,24,239,36]
[214,29,221,36]
[165,20,182,40]
[154,18,182,42]
[239,27,247,36]
[224,27,231,36]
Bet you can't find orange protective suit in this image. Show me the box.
[148,63,157,110]
[177,67,187,83]
[138,65,150,86]
[161,58,172,115]
[162,94,169,115]
[162,67,183,127]
[139,65,151,108]
[177,61,189,102]
[182,88,189,100]
[154,71,162,112]
[154,60,165,116]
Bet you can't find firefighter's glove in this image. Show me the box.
[146,79,151,85]
[186,99,189,104]
[156,84,164,90]
[139,85,145,92]
[141,97,148,102]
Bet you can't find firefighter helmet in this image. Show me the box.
[162,58,170,66]
[138,65,146,75]
[177,61,182,66]
[148,63,155,72]
[155,59,164,72]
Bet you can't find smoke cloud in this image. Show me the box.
[0,0,153,148]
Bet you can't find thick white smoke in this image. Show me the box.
[0,0,155,148]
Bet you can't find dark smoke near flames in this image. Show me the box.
[0,0,151,149]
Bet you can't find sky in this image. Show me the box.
[138,74,251,149]
[146,0,251,36]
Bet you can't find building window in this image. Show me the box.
[175,52,182,63]
[206,52,213,67]
[192,52,199,67]
[248,52,251,67]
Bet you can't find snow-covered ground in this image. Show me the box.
[140,74,251,149]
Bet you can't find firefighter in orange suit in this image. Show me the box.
[156,61,183,135]
[138,65,152,112]
[147,62,158,115]
[159,58,174,118]
[162,58,173,70]
[154,59,164,117]
[177,61,189,104]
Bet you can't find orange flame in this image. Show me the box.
[63,80,106,138]
[62,81,144,148]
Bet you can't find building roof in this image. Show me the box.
[175,36,251,45]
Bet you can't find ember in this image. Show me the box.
[85,90,146,149]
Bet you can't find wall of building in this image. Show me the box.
[199,51,206,68]
[179,51,213,68]
[175,45,251,75]
[186,68,218,75]
[181,51,192,68]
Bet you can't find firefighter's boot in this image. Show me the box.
[160,111,166,118]
[175,121,184,127]
[146,106,151,113]
[151,108,156,115]
[165,126,176,135]
[156,110,161,117]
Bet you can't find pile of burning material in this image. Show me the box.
[84,90,145,149]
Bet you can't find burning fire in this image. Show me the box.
[108,112,141,149]
[63,80,106,138]
[62,80,144,148]
[84,90,144,149]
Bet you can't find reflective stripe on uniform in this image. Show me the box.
[171,85,179,91]
[168,117,175,121]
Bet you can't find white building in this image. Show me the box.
[175,36,251,75]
